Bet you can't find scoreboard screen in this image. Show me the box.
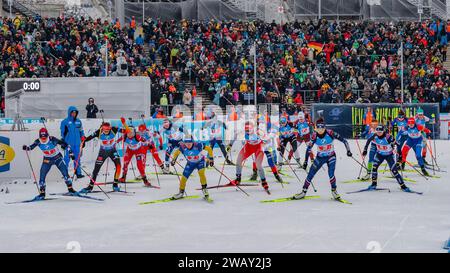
[6,80,41,93]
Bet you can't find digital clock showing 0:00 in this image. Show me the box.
[22,81,40,91]
[6,80,41,92]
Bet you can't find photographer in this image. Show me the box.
[86,97,99,119]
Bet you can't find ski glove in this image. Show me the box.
[362,150,367,156]
[22,145,30,151]
[69,152,75,160]
[170,160,176,166]
[347,151,353,157]
[209,159,214,167]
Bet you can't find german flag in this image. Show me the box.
[307,41,324,53]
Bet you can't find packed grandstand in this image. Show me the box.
[1,15,450,116]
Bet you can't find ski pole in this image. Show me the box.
[150,150,161,187]
[216,157,226,189]
[354,137,367,179]
[432,117,438,166]
[351,156,369,172]
[171,160,182,185]
[357,156,366,180]
[144,113,161,186]
[393,150,404,178]
[99,109,105,123]
[211,165,250,196]
[404,160,429,181]
[104,157,109,184]
[25,150,40,193]
[79,165,111,198]
[40,117,48,131]
[268,152,284,189]
[280,152,316,192]
[130,159,137,179]
[71,141,84,181]
[139,113,154,183]
[426,140,440,171]
[426,140,435,175]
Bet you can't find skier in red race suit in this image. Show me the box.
[117,127,153,187]
[137,124,165,172]
[231,121,269,193]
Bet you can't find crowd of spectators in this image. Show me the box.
[145,18,450,112]
[2,15,450,116]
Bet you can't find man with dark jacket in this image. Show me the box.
[86,98,98,118]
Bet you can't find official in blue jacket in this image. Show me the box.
[60,106,85,178]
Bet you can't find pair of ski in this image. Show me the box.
[147,171,181,176]
[242,178,290,185]
[139,195,213,205]
[343,176,417,184]
[196,182,271,195]
[89,189,135,195]
[261,195,352,204]
[412,164,445,174]
[346,187,423,195]
[6,192,104,204]
[94,181,160,189]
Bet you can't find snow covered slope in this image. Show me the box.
[1,140,449,253]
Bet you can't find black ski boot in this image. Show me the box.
[112,182,120,192]
[249,170,258,181]
[261,179,270,194]
[67,186,77,194]
[400,183,412,192]
[33,192,46,201]
[76,173,85,179]
[274,172,283,183]
[400,162,405,171]
[79,184,93,194]
[143,176,151,187]
[230,174,241,186]
[225,157,234,165]
[421,166,430,177]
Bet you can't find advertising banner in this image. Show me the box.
[0,132,31,180]
[311,103,440,139]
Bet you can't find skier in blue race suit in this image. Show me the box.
[60,106,85,178]
[359,119,378,180]
[22,128,78,200]
[293,118,352,200]
[400,117,430,176]
[391,109,408,163]
[362,125,412,192]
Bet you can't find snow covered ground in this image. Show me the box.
[1,140,449,253]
